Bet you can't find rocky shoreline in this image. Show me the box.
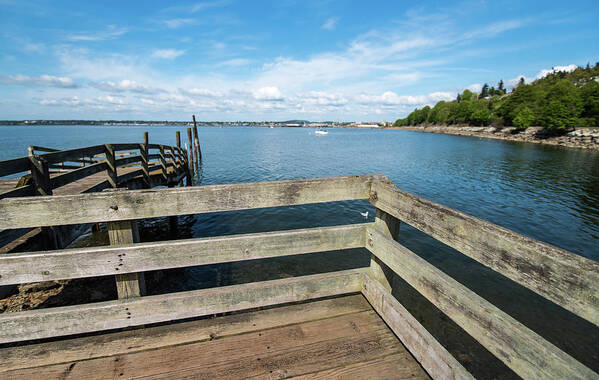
[393,125,599,151]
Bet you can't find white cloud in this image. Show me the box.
[220,58,251,67]
[466,83,482,93]
[68,25,128,42]
[0,74,79,88]
[180,88,224,97]
[252,86,284,101]
[162,18,196,28]
[357,91,453,106]
[151,49,185,59]
[92,79,159,94]
[535,64,577,79]
[507,64,579,88]
[322,17,339,30]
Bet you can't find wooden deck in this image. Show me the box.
[0,295,428,380]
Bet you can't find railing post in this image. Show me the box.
[369,208,400,291]
[141,132,150,188]
[27,147,60,249]
[28,147,52,196]
[105,189,146,298]
[159,145,168,181]
[105,144,117,188]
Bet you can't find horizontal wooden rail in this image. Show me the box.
[115,155,141,167]
[35,145,106,165]
[0,184,36,199]
[0,224,367,285]
[365,226,595,379]
[0,268,364,344]
[362,274,474,380]
[0,174,384,229]
[49,162,108,189]
[111,143,141,151]
[370,179,599,327]
[0,157,31,178]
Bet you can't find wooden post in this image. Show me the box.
[192,115,201,163]
[28,147,59,249]
[370,208,400,291]
[175,132,182,170]
[159,145,168,181]
[141,132,150,188]
[186,127,195,179]
[105,144,118,188]
[28,147,52,196]
[167,184,178,238]
[105,189,146,298]
[183,147,192,186]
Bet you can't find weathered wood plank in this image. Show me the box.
[50,161,108,189]
[115,155,141,167]
[0,268,364,344]
[107,216,145,299]
[0,224,366,285]
[133,328,403,380]
[5,310,396,380]
[0,295,370,373]
[112,143,141,151]
[36,145,105,165]
[365,226,597,380]
[0,156,30,177]
[0,184,35,199]
[0,174,384,229]
[370,208,400,291]
[370,180,599,326]
[291,353,430,380]
[362,273,474,380]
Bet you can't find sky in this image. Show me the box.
[0,0,598,122]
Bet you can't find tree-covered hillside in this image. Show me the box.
[394,63,599,132]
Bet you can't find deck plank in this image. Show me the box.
[0,295,370,372]
[3,295,428,380]
[289,353,429,380]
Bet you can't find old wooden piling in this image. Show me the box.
[192,115,201,163]
[141,132,150,188]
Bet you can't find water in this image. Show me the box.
[1,125,598,377]
[2,124,597,260]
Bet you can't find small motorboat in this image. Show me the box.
[315,129,328,135]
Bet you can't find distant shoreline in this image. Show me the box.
[386,125,599,151]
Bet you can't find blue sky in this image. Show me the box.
[1,0,598,121]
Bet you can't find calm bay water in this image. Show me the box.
[1,124,598,377]
[1,124,598,260]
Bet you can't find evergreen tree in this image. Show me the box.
[513,107,535,130]
[479,83,490,99]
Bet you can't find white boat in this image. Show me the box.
[315,129,328,135]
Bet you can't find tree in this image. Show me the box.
[517,77,525,88]
[479,83,490,99]
[540,79,583,131]
[513,107,535,130]
[495,80,505,96]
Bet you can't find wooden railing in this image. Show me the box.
[0,174,596,379]
[0,135,191,199]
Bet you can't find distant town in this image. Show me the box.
[0,120,392,128]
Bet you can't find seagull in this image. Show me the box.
[360,211,369,218]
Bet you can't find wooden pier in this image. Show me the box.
[0,133,192,254]
[0,174,597,379]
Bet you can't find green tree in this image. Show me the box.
[479,83,490,99]
[540,79,583,131]
[513,107,535,130]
